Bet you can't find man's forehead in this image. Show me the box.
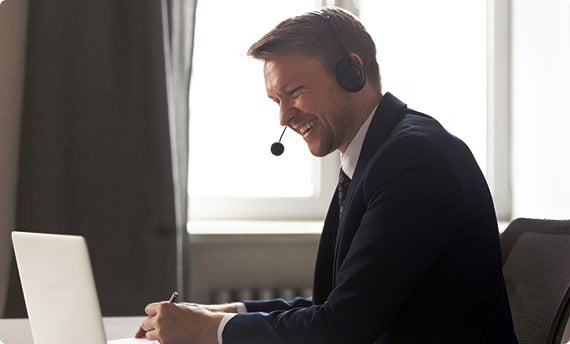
[263,53,325,75]
[263,55,321,89]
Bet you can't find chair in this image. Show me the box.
[501,218,570,344]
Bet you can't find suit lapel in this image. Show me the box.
[333,93,409,280]
[313,93,410,303]
[312,189,340,304]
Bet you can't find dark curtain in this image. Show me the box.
[5,0,195,316]
[161,0,196,301]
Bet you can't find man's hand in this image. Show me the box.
[135,302,225,344]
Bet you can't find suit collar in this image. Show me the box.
[352,92,408,183]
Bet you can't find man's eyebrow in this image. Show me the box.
[278,82,293,93]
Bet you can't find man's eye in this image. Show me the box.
[289,86,303,98]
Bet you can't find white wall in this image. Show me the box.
[0,0,28,315]
[511,0,570,219]
[189,232,319,303]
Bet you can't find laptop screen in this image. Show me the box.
[12,231,107,344]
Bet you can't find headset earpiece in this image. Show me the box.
[336,55,366,92]
[312,9,366,93]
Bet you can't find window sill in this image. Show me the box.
[186,221,323,242]
[186,220,509,239]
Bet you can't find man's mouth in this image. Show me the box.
[297,120,316,137]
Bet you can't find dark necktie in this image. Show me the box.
[338,168,351,219]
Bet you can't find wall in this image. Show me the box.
[0,0,28,316]
[511,0,570,219]
[189,231,320,303]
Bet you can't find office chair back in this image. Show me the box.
[501,218,570,344]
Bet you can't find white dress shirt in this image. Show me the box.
[340,103,378,178]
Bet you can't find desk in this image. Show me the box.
[0,316,145,344]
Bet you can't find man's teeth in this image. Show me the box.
[299,121,315,135]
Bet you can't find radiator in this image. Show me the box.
[210,285,313,304]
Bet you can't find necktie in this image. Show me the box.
[338,168,351,219]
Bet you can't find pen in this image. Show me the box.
[168,291,179,303]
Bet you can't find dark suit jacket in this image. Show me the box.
[224,93,518,343]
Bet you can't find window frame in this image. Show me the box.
[486,0,512,221]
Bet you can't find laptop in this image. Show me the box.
[11,231,157,344]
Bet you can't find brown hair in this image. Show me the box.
[247,6,381,93]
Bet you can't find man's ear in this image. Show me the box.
[349,52,364,66]
[336,52,366,92]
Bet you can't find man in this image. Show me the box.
[136,6,518,343]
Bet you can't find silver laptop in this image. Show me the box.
[11,231,156,344]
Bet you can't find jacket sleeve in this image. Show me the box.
[244,296,313,312]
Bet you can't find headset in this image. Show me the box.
[270,9,367,156]
[311,9,366,93]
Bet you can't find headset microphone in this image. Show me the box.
[270,127,287,156]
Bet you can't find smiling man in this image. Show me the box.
[136,6,518,344]
[264,50,375,157]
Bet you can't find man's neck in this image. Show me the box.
[340,91,383,154]
[340,97,381,178]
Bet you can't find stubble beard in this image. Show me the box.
[309,102,355,158]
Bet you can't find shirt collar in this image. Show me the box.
[340,102,379,179]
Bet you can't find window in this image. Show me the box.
[188,0,338,221]
[358,0,513,219]
[188,0,507,224]
[359,0,488,173]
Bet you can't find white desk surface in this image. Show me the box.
[0,316,145,344]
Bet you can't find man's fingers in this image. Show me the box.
[145,302,161,316]
[135,317,155,338]
[134,326,147,338]
[144,328,159,341]
[137,303,175,342]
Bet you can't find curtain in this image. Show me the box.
[5,0,195,316]
[161,0,197,301]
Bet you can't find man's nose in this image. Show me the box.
[279,101,297,127]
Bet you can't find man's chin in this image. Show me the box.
[308,144,335,158]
